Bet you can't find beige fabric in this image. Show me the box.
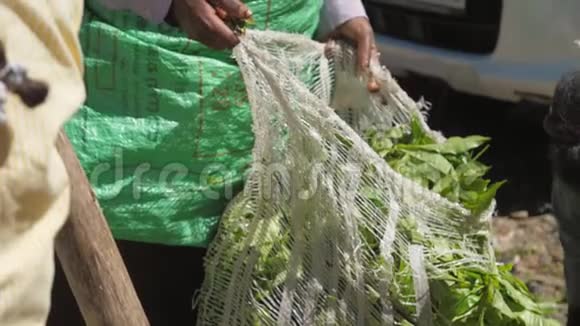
[0,0,85,325]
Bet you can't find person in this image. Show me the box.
[544,70,580,326]
[0,1,85,325]
[0,1,377,325]
[98,0,377,75]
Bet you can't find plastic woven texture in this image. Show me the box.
[64,0,323,246]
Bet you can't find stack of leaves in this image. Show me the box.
[203,117,559,325]
[363,117,558,325]
[364,117,504,216]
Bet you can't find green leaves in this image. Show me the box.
[364,116,504,215]
[361,117,556,325]
[410,117,435,145]
[398,136,490,155]
[463,181,506,216]
[400,150,454,174]
[216,116,551,326]
[427,264,560,326]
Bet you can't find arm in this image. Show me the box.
[318,0,368,39]
[318,0,378,91]
[96,0,250,49]
[97,0,172,24]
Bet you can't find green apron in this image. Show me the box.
[65,0,323,247]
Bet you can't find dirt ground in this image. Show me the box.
[492,214,567,324]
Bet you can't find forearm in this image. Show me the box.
[97,0,172,24]
[318,0,368,39]
[97,0,368,34]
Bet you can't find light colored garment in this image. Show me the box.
[98,0,368,34]
[318,0,367,37]
[96,0,171,24]
[0,0,85,325]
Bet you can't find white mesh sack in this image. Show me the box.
[195,30,552,326]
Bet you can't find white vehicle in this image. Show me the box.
[365,0,580,104]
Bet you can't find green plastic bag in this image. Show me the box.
[65,0,323,247]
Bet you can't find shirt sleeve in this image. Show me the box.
[97,0,173,24]
[318,0,368,39]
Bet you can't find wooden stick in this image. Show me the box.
[55,130,150,326]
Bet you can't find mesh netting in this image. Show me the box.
[195,30,497,326]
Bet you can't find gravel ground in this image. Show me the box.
[492,214,567,324]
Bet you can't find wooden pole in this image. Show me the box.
[54,130,150,326]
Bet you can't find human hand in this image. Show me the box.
[327,17,380,92]
[167,0,252,50]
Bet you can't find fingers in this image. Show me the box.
[354,29,380,92]
[336,17,376,76]
[367,76,380,93]
[367,46,380,92]
[324,40,337,60]
[215,7,228,20]
[211,0,252,19]
[356,32,372,75]
[204,12,240,48]
[184,0,240,49]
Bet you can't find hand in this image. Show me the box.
[167,0,252,50]
[328,17,380,92]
